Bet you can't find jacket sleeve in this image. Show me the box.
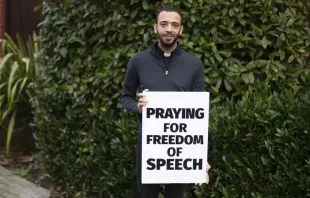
[120,56,140,113]
[191,61,205,91]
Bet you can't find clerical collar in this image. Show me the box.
[156,43,177,58]
[164,52,171,57]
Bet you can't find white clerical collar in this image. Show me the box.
[164,52,171,57]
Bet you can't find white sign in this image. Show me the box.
[141,91,210,184]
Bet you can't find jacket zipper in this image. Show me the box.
[151,55,175,75]
[165,57,176,75]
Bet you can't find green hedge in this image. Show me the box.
[32,0,310,197]
[202,87,310,198]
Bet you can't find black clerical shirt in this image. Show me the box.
[155,43,178,71]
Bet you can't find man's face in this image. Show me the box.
[154,11,183,48]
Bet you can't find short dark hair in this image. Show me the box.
[156,6,182,24]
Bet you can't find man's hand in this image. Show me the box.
[137,89,149,113]
[195,162,211,186]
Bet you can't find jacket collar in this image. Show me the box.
[150,41,183,58]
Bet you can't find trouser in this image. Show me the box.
[135,139,188,198]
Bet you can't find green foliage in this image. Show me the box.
[33,0,310,197]
[0,33,40,155]
[202,87,310,198]
[167,0,310,101]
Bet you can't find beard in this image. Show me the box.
[157,33,179,48]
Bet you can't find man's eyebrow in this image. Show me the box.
[159,21,180,24]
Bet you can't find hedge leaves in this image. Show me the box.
[33,0,310,197]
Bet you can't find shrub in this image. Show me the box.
[201,87,310,198]
[33,0,310,197]
[0,33,40,154]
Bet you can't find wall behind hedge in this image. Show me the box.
[33,0,310,197]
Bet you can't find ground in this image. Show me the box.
[0,146,66,197]
[0,147,51,188]
[0,157,50,198]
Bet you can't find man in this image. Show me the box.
[120,6,211,198]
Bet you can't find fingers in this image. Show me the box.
[195,162,211,186]
[205,162,211,184]
[137,89,149,113]
[205,172,210,184]
[138,89,149,104]
[206,162,211,172]
[138,89,149,98]
[195,173,209,186]
[138,99,148,106]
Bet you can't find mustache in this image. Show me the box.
[162,34,175,37]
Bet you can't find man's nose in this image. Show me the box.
[166,24,173,32]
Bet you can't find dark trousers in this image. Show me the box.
[135,140,188,198]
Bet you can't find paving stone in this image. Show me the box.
[0,166,50,198]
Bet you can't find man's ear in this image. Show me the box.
[153,24,158,34]
[180,25,184,35]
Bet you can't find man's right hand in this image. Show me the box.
[137,89,149,113]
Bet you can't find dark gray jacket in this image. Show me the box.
[120,42,206,138]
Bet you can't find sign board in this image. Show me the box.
[141,91,210,184]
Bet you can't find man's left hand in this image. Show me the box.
[195,162,211,186]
